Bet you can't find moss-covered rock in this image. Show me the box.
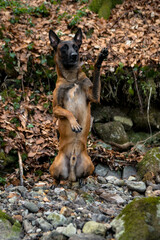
[111,197,160,240]
[0,209,21,240]
[137,147,160,181]
[90,0,124,19]
[94,121,128,144]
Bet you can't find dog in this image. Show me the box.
[49,28,108,181]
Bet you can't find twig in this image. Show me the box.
[21,75,25,98]
[133,70,143,114]
[18,151,24,186]
[108,141,134,151]
[147,87,152,135]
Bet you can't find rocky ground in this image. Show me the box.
[1,163,160,240]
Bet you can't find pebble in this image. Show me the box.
[125,180,146,193]
[56,223,77,237]
[122,166,137,179]
[82,221,107,236]
[23,201,39,213]
[95,164,109,177]
[23,219,35,234]
[46,211,67,227]
[97,176,107,184]
[36,217,52,231]
[41,231,68,240]
[106,169,122,179]
[69,233,106,240]
[100,192,125,204]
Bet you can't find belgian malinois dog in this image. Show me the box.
[49,28,108,181]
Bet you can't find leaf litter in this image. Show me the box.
[1,0,157,185]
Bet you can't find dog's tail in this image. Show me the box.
[68,141,80,182]
[68,151,77,182]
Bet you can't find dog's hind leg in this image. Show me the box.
[49,152,69,180]
[75,151,94,179]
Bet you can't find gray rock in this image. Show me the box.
[92,105,112,123]
[105,176,119,183]
[92,213,108,222]
[156,175,160,184]
[41,230,68,240]
[54,188,66,196]
[125,180,146,193]
[100,192,125,204]
[47,212,67,227]
[82,221,107,236]
[106,170,122,179]
[95,164,109,177]
[36,217,52,231]
[113,115,133,130]
[122,166,137,180]
[23,219,34,233]
[94,121,128,144]
[8,196,18,203]
[66,190,77,201]
[56,223,76,237]
[69,233,106,240]
[13,186,27,195]
[25,213,35,221]
[23,201,39,213]
[92,106,129,125]
[114,179,125,186]
[134,144,147,154]
[97,176,106,184]
[94,141,112,150]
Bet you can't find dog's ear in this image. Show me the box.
[49,30,60,50]
[74,28,82,48]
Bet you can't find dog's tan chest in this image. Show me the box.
[64,83,87,118]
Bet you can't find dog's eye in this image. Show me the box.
[73,44,78,52]
[61,44,68,51]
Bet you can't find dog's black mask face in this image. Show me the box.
[59,40,79,68]
[49,29,82,69]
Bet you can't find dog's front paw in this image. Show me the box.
[101,48,108,59]
[96,48,108,67]
[70,119,82,133]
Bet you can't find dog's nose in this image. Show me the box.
[71,53,78,61]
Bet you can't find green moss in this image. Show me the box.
[12,221,21,233]
[128,131,150,143]
[89,0,103,13]
[0,151,17,167]
[90,0,124,19]
[0,210,15,224]
[137,147,160,179]
[0,152,7,162]
[81,192,94,203]
[118,197,160,240]
[99,1,112,19]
